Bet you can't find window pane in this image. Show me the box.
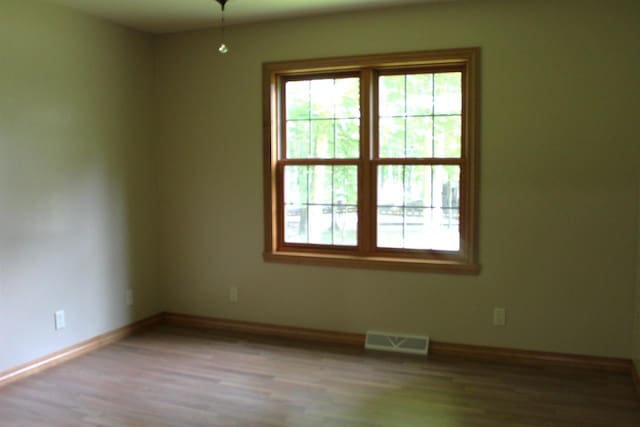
[285,205,307,243]
[286,81,310,120]
[407,74,433,116]
[379,117,405,158]
[286,77,360,159]
[377,165,404,206]
[333,205,357,245]
[377,206,404,248]
[284,165,358,246]
[406,116,432,158]
[308,165,332,204]
[311,120,334,158]
[284,166,308,204]
[334,165,358,205]
[379,75,405,117]
[335,78,360,118]
[335,119,359,158]
[435,165,460,209]
[333,165,358,246]
[379,71,461,160]
[404,208,460,250]
[377,165,460,250]
[286,121,310,158]
[311,79,335,119]
[434,72,462,115]
[404,165,431,208]
[309,205,333,244]
[434,115,461,158]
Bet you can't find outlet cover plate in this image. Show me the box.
[55,310,66,330]
[493,307,506,326]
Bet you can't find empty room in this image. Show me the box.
[1,0,640,425]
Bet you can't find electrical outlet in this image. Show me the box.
[229,286,238,303]
[126,289,134,306]
[54,310,66,330]
[493,307,506,326]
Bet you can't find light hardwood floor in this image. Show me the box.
[1,325,639,426]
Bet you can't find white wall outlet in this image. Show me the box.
[126,289,134,306]
[54,310,66,330]
[493,307,506,326]
[229,286,238,303]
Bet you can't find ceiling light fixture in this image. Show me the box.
[215,0,229,54]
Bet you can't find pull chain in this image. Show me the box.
[217,0,228,54]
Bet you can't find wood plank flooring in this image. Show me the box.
[1,325,639,426]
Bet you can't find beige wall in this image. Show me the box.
[0,0,159,372]
[155,0,640,358]
[634,179,640,374]
[3,0,639,373]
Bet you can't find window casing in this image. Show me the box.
[263,49,480,273]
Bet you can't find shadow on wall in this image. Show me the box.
[0,135,154,369]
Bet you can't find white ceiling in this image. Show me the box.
[42,0,448,34]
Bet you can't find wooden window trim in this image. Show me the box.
[263,48,480,274]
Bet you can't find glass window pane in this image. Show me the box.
[434,115,461,158]
[285,165,359,246]
[377,206,404,248]
[376,165,460,250]
[434,72,462,115]
[308,205,332,244]
[311,120,334,158]
[308,166,332,204]
[404,165,431,208]
[407,74,433,116]
[377,165,404,206]
[286,121,310,158]
[333,205,357,246]
[333,166,358,205]
[287,77,360,160]
[285,205,308,243]
[379,75,405,117]
[311,79,334,119]
[286,81,310,120]
[406,116,432,158]
[335,78,360,119]
[434,165,460,209]
[404,208,460,250]
[379,117,405,158]
[379,72,461,160]
[284,166,308,205]
[335,119,359,158]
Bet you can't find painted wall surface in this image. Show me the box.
[0,0,158,372]
[634,179,640,374]
[155,0,640,358]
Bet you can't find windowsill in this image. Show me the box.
[263,251,480,274]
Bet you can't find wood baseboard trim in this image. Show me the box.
[0,313,163,389]
[162,312,365,348]
[2,312,635,393]
[428,341,631,373]
[163,312,632,375]
[632,360,640,400]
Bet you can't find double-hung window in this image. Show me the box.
[263,48,480,273]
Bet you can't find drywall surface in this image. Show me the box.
[155,0,640,358]
[634,178,640,374]
[0,0,158,372]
